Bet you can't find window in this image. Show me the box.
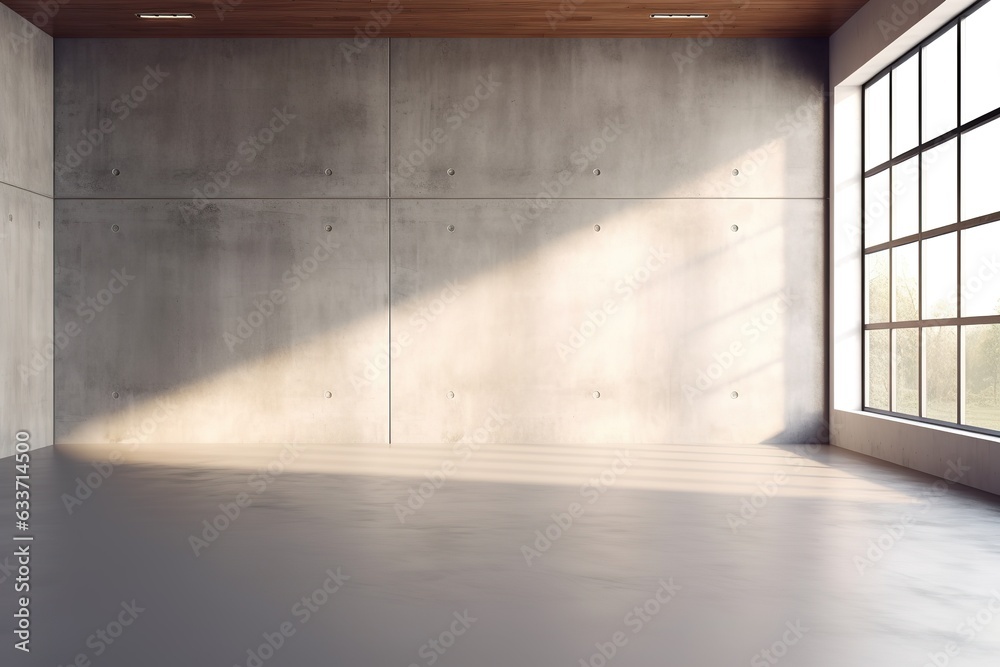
[863,0,1000,435]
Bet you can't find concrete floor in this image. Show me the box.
[3,443,1000,666]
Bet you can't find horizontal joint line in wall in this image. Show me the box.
[387,196,827,201]
[53,196,390,201]
[53,196,828,202]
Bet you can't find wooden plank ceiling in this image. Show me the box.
[4,0,868,37]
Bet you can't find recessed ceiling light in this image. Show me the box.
[136,13,196,19]
[650,13,710,19]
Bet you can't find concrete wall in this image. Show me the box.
[0,4,53,456]
[830,0,1000,496]
[53,37,828,447]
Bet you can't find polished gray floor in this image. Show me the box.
[2,442,1000,666]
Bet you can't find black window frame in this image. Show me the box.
[862,0,1000,437]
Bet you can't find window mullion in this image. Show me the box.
[956,17,964,425]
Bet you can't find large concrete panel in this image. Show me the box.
[390,39,826,199]
[55,198,388,444]
[0,183,53,455]
[54,39,388,199]
[0,3,53,196]
[390,198,825,444]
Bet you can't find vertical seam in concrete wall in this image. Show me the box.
[387,38,392,445]
[388,196,392,446]
[387,37,392,200]
[52,47,56,448]
[824,45,832,434]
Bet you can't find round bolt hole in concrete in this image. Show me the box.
[731,391,739,399]
[447,391,455,399]
[447,225,455,232]
[112,168,121,176]
[325,225,333,232]
[111,224,121,233]
[593,168,601,176]
[731,224,739,232]
[447,168,456,176]
[324,391,332,398]
[594,224,601,232]
[112,391,120,399]
[325,168,333,176]
[732,168,739,176]
[593,391,601,399]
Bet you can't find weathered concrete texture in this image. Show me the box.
[54,198,388,444]
[391,198,825,444]
[0,3,53,197]
[0,183,54,455]
[390,39,826,199]
[54,39,388,199]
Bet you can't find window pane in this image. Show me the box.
[962,324,1000,431]
[867,251,890,323]
[921,138,957,231]
[865,75,890,170]
[893,328,920,415]
[866,329,891,410]
[893,243,919,321]
[961,222,1000,317]
[961,0,1000,123]
[892,56,919,157]
[923,232,957,318]
[864,170,890,247]
[961,118,1000,220]
[892,157,919,239]
[922,26,958,141]
[924,326,958,423]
